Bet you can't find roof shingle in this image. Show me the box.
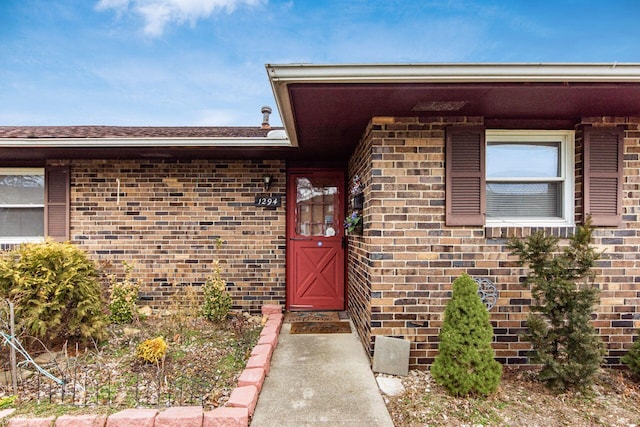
[0,126,280,139]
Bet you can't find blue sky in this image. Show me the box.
[1,0,639,127]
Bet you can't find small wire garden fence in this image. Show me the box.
[0,360,231,409]
[0,299,259,410]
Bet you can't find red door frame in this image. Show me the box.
[286,168,347,311]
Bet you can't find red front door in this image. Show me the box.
[286,169,346,311]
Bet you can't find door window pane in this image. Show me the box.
[296,177,339,237]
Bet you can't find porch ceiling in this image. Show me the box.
[267,63,640,160]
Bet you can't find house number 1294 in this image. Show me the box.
[254,195,281,207]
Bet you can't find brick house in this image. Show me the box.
[2,63,640,369]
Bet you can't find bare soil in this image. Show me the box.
[385,367,640,427]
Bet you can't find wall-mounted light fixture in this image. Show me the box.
[263,175,273,191]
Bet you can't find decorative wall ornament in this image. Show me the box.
[350,174,364,195]
[345,174,365,235]
[473,277,498,310]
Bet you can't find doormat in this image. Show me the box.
[290,321,352,334]
[285,311,340,323]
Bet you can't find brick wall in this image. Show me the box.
[347,124,374,353]
[68,159,286,313]
[347,116,640,369]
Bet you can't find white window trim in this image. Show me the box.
[0,237,45,244]
[485,130,575,227]
[0,167,45,244]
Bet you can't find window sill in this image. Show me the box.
[485,225,576,240]
[486,217,574,227]
[0,237,45,246]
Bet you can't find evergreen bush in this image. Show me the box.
[622,330,640,379]
[431,273,502,396]
[0,240,108,342]
[509,219,605,390]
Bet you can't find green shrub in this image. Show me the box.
[431,273,502,396]
[509,218,605,390]
[202,237,232,322]
[201,260,232,322]
[0,240,108,342]
[0,395,16,410]
[136,337,167,364]
[622,331,640,378]
[108,261,140,324]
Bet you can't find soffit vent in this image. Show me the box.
[412,100,469,112]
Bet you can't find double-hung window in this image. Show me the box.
[447,126,622,227]
[485,130,574,226]
[0,168,45,243]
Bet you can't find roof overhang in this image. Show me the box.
[0,134,290,149]
[267,63,640,158]
[0,130,292,161]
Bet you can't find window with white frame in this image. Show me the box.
[485,130,574,226]
[0,168,45,242]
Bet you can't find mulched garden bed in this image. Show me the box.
[384,366,640,426]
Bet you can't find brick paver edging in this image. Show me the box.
[5,304,283,427]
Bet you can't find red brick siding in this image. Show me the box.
[347,116,640,369]
[69,159,286,313]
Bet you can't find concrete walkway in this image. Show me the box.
[251,321,394,427]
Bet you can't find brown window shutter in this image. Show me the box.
[446,126,486,226]
[584,126,624,226]
[45,165,70,241]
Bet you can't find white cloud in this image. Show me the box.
[96,0,265,36]
[96,0,131,9]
